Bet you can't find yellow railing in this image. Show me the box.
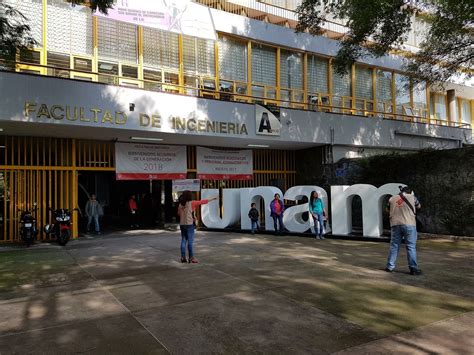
[3,63,471,129]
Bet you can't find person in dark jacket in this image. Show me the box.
[270,193,285,235]
[248,203,260,234]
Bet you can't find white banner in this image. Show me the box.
[115,143,187,180]
[196,147,253,180]
[172,179,201,192]
[94,0,216,41]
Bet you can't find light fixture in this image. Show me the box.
[247,144,269,148]
[0,128,3,132]
[0,146,5,149]
[130,137,163,142]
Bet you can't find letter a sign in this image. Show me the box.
[255,104,281,136]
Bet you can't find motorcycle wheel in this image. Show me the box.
[58,229,71,246]
[23,230,33,247]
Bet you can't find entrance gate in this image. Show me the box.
[0,136,296,242]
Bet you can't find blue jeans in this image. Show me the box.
[87,215,100,232]
[251,220,260,234]
[272,214,284,233]
[387,225,419,271]
[180,225,195,258]
[312,213,324,237]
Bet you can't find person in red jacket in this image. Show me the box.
[177,190,217,263]
[128,194,139,228]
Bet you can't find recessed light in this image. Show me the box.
[130,137,163,142]
[247,144,269,148]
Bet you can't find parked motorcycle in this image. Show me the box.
[44,208,76,246]
[19,206,38,247]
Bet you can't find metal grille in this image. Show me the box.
[6,0,43,46]
[218,36,247,82]
[307,55,328,93]
[98,17,137,64]
[183,36,197,74]
[143,27,179,71]
[376,70,392,102]
[355,66,372,100]
[252,44,276,86]
[280,50,302,89]
[47,0,92,56]
[197,38,215,77]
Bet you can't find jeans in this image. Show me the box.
[180,225,195,258]
[87,215,100,232]
[251,220,260,234]
[272,214,284,233]
[386,225,419,271]
[312,213,324,237]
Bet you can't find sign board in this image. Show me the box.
[196,147,253,180]
[256,104,281,136]
[94,0,216,41]
[172,179,201,192]
[115,143,187,180]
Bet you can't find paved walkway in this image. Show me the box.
[0,231,473,354]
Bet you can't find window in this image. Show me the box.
[143,27,179,72]
[376,70,392,103]
[122,65,138,79]
[98,61,118,84]
[395,74,411,115]
[252,44,276,86]
[47,52,70,78]
[74,57,92,72]
[218,36,247,82]
[332,66,351,97]
[430,93,447,121]
[307,55,328,94]
[6,0,43,46]
[280,50,302,89]
[355,66,373,100]
[98,17,137,64]
[460,99,472,125]
[413,82,427,117]
[47,0,93,56]
[19,50,41,65]
[182,36,215,77]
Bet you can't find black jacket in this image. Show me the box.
[248,207,259,221]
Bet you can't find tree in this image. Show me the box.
[296,0,474,86]
[0,0,114,64]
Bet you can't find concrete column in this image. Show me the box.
[447,89,456,122]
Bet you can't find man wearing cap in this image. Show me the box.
[385,186,422,275]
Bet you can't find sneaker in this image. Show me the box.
[385,267,394,273]
[189,257,199,264]
[410,268,422,275]
[181,257,187,263]
[320,236,325,240]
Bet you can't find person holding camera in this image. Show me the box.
[385,186,422,275]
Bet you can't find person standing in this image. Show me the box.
[309,191,326,239]
[85,193,102,234]
[177,191,217,263]
[128,194,139,228]
[385,186,422,275]
[270,193,285,235]
[248,202,260,235]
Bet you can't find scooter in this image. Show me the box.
[19,206,38,247]
[44,208,75,246]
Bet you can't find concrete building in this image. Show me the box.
[0,0,472,241]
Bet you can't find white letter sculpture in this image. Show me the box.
[331,183,401,237]
[283,186,331,234]
[201,189,241,229]
[240,186,283,231]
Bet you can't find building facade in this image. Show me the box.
[0,0,472,241]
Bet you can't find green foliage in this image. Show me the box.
[296,0,474,85]
[0,3,36,64]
